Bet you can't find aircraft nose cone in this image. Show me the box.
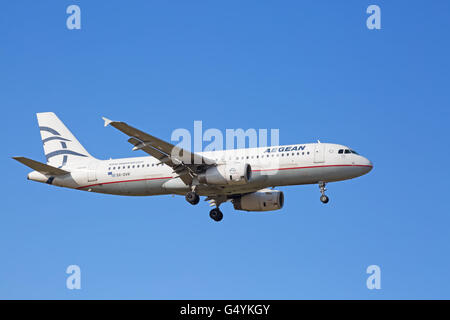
[362,157,373,173]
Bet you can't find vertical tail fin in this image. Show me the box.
[37,112,96,167]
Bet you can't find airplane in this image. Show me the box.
[13,112,373,222]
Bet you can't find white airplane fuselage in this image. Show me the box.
[28,142,372,197]
[16,112,373,221]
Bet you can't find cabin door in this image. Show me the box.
[87,163,98,182]
[314,144,325,163]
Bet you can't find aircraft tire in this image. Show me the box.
[320,195,329,204]
[186,191,200,205]
[209,208,223,222]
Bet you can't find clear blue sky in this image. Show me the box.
[1,1,450,299]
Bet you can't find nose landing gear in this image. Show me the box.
[320,194,329,204]
[319,181,329,204]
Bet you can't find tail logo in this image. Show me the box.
[40,126,87,167]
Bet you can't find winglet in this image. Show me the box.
[102,117,113,127]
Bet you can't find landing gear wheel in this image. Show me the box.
[185,191,200,205]
[320,195,329,204]
[209,208,223,222]
[318,181,329,204]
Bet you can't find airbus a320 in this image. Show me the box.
[13,112,373,222]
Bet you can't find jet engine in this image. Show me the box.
[233,189,284,212]
[198,162,251,185]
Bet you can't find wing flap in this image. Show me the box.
[103,117,214,165]
[127,137,193,185]
[103,117,217,185]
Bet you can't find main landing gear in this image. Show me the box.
[209,208,223,222]
[185,191,200,205]
[319,181,329,204]
[207,196,226,222]
[185,190,224,222]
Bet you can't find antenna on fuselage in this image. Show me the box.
[317,140,321,143]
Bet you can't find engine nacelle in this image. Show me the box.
[198,162,251,185]
[233,189,284,212]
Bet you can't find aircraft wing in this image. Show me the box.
[102,117,215,185]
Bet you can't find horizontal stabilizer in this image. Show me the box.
[13,157,69,176]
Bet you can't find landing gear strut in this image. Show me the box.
[185,191,200,205]
[209,208,223,222]
[319,181,329,204]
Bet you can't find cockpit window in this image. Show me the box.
[339,148,359,154]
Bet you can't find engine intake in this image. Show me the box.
[233,189,284,212]
[198,162,251,185]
